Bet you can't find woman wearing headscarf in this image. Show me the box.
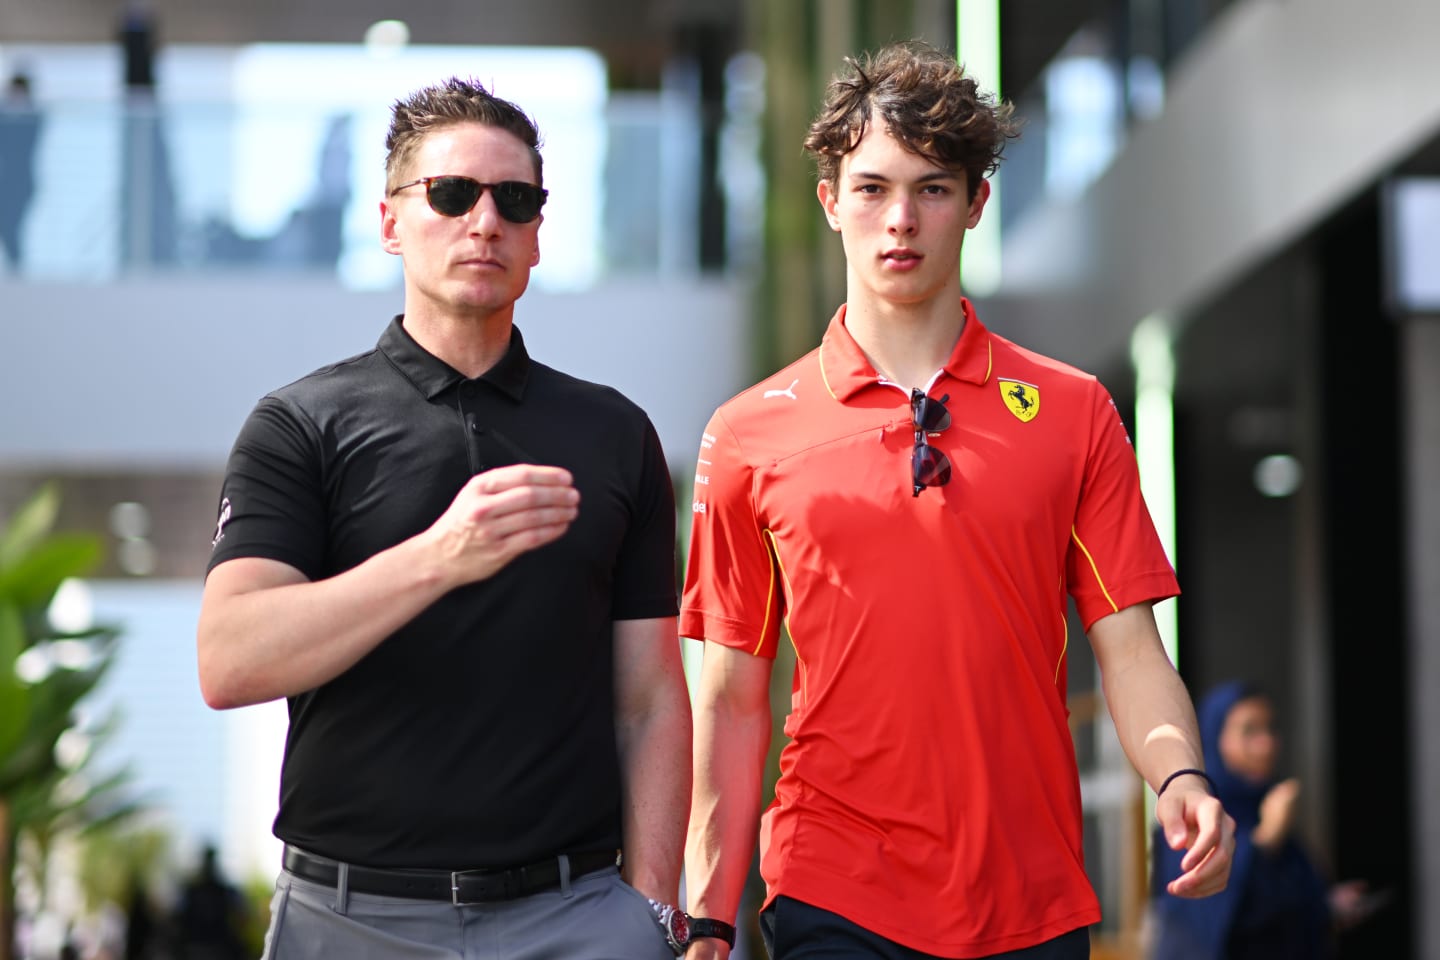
[1148,680,1367,959]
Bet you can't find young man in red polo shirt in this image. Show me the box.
[679,42,1235,960]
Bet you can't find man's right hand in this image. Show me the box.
[199,464,578,709]
[686,942,731,960]
[425,464,579,587]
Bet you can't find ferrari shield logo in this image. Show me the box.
[999,380,1040,422]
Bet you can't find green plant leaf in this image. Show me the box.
[1,483,146,943]
[76,800,147,837]
[0,483,60,570]
[39,625,121,644]
[7,764,64,822]
[0,657,111,792]
[0,718,62,792]
[0,535,104,609]
[0,603,34,763]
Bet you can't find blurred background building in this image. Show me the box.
[0,0,1435,958]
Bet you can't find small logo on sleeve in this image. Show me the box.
[1107,397,1134,444]
[211,498,232,548]
[763,378,800,400]
[999,380,1040,422]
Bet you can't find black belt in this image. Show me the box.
[282,846,619,904]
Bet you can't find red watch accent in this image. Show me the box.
[648,900,736,954]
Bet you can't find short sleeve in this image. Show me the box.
[679,409,783,658]
[610,416,680,621]
[206,397,329,581]
[1066,384,1180,629]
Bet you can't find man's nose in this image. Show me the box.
[468,187,503,236]
[887,195,918,235]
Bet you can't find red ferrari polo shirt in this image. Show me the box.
[680,302,1179,957]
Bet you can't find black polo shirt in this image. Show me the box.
[208,316,678,869]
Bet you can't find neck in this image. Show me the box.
[401,305,515,379]
[843,289,968,391]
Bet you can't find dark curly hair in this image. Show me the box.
[804,41,1018,199]
[384,77,544,192]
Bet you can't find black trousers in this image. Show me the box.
[760,896,1090,960]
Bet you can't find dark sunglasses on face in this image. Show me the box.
[390,175,548,223]
[911,388,953,497]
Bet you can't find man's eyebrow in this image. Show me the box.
[849,169,958,183]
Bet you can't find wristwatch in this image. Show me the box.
[647,899,737,955]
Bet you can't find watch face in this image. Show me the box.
[668,909,690,946]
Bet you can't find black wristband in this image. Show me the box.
[686,916,737,948]
[1157,767,1216,797]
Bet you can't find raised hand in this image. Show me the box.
[1253,777,1301,849]
[424,464,580,587]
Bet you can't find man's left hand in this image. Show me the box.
[1157,782,1235,898]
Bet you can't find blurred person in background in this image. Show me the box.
[680,41,1234,960]
[116,1,178,266]
[196,76,690,959]
[1149,681,1379,959]
[123,872,160,960]
[0,70,42,270]
[173,845,245,960]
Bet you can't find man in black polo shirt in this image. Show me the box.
[197,78,702,959]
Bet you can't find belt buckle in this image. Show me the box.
[450,867,503,905]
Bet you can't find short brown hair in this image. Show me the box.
[384,77,544,192]
[804,41,1018,199]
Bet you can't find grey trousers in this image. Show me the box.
[260,860,674,960]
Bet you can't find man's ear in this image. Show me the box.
[966,178,992,230]
[531,214,543,266]
[817,179,841,232]
[380,198,402,256]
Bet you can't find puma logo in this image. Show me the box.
[764,378,799,400]
[211,498,232,548]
